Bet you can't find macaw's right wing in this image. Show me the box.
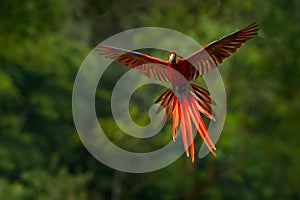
[97,45,171,82]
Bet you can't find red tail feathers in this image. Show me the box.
[155,83,216,163]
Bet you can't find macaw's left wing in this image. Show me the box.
[97,45,170,82]
[182,23,259,80]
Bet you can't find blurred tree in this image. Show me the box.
[0,0,93,198]
[0,0,299,199]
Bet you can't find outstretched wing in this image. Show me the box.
[97,45,170,82]
[182,23,259,80]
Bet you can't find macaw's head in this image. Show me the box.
[169,51,178,64]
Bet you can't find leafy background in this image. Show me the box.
[0,0,299,199]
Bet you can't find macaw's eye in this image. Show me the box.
[169,53,178,64]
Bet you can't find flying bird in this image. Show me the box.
[97,23,259,163]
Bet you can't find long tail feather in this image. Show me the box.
[182,95,195,162]
[155,84,217,162]
[179,99,190,157]
[189,96,216,155]
[188,96,216,156]
[172,100,179,141]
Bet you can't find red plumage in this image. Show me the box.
[97,23,259,162]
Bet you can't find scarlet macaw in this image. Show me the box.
[97,23,258,163]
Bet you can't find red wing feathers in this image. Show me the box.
[205,22,259,64]
[183,23,259,80]
[97,45,170,82]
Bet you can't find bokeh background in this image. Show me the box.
[0,0,299,199]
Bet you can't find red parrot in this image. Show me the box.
[97,23,258,163]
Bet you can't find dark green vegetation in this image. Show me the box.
[0,0,299,199]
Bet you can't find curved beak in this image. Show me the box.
[169,53,176,63]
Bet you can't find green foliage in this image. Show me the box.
[0,0,299,199]
[0,168,91,200]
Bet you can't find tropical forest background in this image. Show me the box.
[0,0,299,199]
